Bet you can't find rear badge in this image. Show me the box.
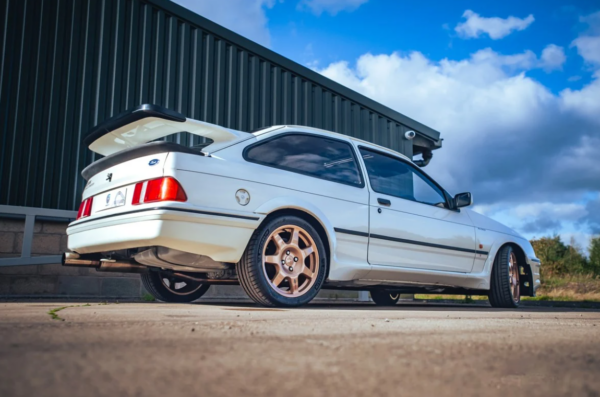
[149,159,159,166]
[235,189,250,206]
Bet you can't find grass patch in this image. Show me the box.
[48,306,69,321]
[414,274,600,304]
[415,294,488,303]
[47,303,92,321]
[142,293,156,302]
[537,274,600,302]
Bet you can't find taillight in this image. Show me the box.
[131,177,187,205]
[76,197,93,220]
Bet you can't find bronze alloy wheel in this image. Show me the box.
[237,215,327,307]
[262,225,320,297]
[508,251,520,303]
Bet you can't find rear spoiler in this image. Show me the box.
[83,104,247,156]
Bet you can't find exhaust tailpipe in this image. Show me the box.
[62,252,147,273]
[97,261,147,273]
[62,252,101,267]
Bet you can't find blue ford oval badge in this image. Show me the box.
[149,159,159,166]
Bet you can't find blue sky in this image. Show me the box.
[267,0,598,93]
[174,0,600,253]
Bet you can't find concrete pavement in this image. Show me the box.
[1,301,599,397]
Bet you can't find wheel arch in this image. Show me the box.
[494,241,534,297]
[254,201,335,279]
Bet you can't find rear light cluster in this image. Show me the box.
[76,197,93,220]
[132,177,187,205]
[75,177,186,221]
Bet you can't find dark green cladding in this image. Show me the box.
[0,0,441,211]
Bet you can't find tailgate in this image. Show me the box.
[76,103,252,220]
[81,152,168,218]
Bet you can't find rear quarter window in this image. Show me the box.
[244,133,364,187]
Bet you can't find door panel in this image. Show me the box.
[368,196,476,272]
[358,147,477,273]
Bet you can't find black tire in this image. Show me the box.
[370,290,400,306]
[237,215,328,307]
[489,245,520,308]
[141,271,210,303]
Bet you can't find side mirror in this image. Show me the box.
[454,192,473,208]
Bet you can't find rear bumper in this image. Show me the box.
[67,206,263,263]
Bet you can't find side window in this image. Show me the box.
[359,148,447,206]
[245,134,363,187]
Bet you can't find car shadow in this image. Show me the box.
[193,300,600,313]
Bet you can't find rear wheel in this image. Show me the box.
[489,245,520,308]
[141,271,210,303]
[237,215,327,307]
[370,290,400,306]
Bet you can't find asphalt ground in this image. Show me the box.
[1,301,599,397]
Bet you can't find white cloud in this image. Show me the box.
[171,0,276,47]
[571,11,600,66]
[455,10,535,40]
[540,44,566,72]
[572,35,600,65]
[317,44,600,242]
[298,0,368,16]
[561,71,600,123]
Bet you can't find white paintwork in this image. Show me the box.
[365,194,477,273]
[67,118,541,294]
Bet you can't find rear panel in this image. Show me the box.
[80,152,168,218]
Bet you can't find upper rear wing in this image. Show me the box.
[83,104,248,156]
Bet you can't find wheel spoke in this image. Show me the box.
[290,228,300,247]
[272,271,285,287]
[302,246,314,258]
[264,255,280,265]
[273,234,286,251]
[288,277,299,293]
[301,266,314,279]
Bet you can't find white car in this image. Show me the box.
[64,104,541,308]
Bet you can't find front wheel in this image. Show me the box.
[370,290,400,306]
[489,245,520,308]
[141,271,210,303]
[237,215,327,307]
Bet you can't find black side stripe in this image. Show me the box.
[71,206,260,227]
[334,228,488,256]
[334,227,369,238]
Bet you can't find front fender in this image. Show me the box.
[483,235,540,293]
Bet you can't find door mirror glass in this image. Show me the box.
[454,192,473,208]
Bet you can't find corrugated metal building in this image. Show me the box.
[0,0,441,212]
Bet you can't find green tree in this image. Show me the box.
[587,236,600,275]
[530,235,568,276]
[530,235,588,277]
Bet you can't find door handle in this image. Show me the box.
[377,198,391,206]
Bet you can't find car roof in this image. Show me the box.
[253,125,412,162]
